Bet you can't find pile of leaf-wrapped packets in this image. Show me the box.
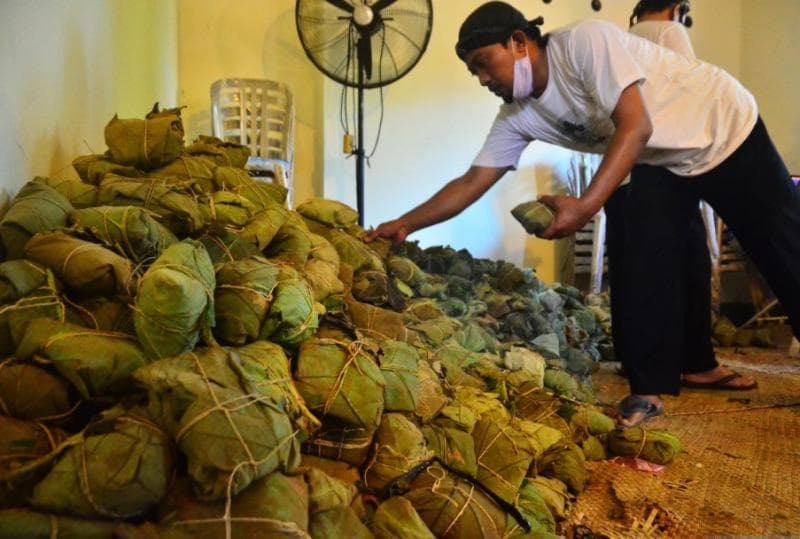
[0,105,680,539]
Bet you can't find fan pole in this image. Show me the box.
[356,61,366,226]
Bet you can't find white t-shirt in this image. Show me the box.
[473,20,757,177]
[629,20,695,59]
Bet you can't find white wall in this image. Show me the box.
[177,0,326,207]
[740,0,800,173]
[322,0,745,282]
[0,0,178,209]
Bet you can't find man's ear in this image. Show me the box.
[509,30,528,53]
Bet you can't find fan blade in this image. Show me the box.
[372,0,397,11]
[325,0,354,13]
[357,33,373,81]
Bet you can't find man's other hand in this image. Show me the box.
[365,218,412,246]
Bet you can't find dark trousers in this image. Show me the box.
[605,118,800,395]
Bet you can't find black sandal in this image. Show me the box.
[616,395,663,427]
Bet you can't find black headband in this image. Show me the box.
[456,1,543,60]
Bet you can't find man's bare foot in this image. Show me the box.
[682,366,756,389]
[616,394,663,427]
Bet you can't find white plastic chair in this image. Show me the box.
[210,78,295,207]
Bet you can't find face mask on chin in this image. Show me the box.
[512,42,534,101]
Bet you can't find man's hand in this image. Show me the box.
[537,195,596,239]
[365,218,412,246]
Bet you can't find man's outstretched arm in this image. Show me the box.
[366,164,510,245]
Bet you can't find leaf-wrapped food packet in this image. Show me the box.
[569,408,615,436]
[536,442,587,494]
[370,496,435,539]
[302,418,375,466]
[239,201,291,250]
[70,205,177,263]
[0,275,65,356]
[527,476,571,520]
[25,230,137,297]
[133,240,216,360]
[97,176,205,236]
[199,230,262,264]
[295,337,385,429]
[213,166,287,207]
[450,386,510,424]
[199,191,260,227]
[503,347,546,388]
[404,299,445,322]
[309,506,373,539]
[328,229,385,273]
[434,403,478,432]
[472,418,563,504]
[0,508,139,538]
[0,416,68,506]
[414,360,449,422]
[511,201,554,236]
[72,153,145,185]
[0,359,74,422]
[506,480,557,536]
[260,264,320,347]
[378,339,420,412]
[606,427,681,465]
[15,318,149,400]
[579,435,606,461]
[304,233,343,302]
[73,296,136,335]
[513,382,561,424]
[238,341,320,432]
[265,222,315,268]
[344,294,418,344]
[33,175,98,208]
[352,269,406,310]
[405,464,508,539]
[158,474,309,539]
[104,111,184,170]
[0,260,50,304]
[186,134,250,168]
[304,466,357,515]
[0,181,73,260]
[421,423,477,477]
[364,414,433,491]
[296,198,359,228]
[410,317,460,347]
[133,346,302,500]
[213,256,280,345]
[387,256,428,286]
[148,154,216,193]
[29,412,173,519]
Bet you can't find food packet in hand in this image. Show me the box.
[511,201,554,235]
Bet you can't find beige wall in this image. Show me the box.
[741,0,800,173]
[8,0,794,285]
[177,0,325,206]
[323,0,744,283]
[0,0,178,209]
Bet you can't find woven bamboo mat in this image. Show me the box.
[563,347,800,537]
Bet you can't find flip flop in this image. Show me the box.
[681,371,757,391]
[616,395,663,427]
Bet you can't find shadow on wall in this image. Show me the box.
[57,23,90,176]
[262,6,326,201]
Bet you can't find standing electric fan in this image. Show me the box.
[296,0,433,225]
